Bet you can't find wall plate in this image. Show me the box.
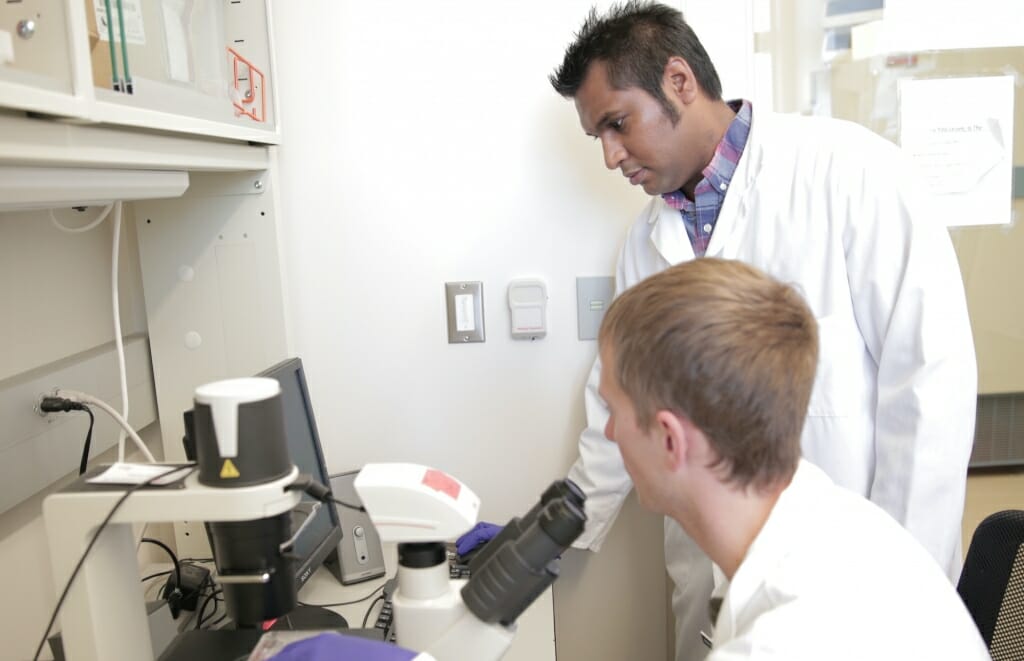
[445,281,485,344]
[576,276,614,341]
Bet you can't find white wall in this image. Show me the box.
[681,0,759,102]
[0,206,149,380]
[271,0,649,515]
[271,1,670,657]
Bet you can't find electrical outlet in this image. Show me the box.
[0,336,156,515]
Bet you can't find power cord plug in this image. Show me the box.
[38,396,88,414]
[288,473,332,500]
[37,395,95,475]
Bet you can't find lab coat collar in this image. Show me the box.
[713,460,825,643]
[649,203,695,264]
[704,106,764,257]
[648,105,769,264]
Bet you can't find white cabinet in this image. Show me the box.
[0,5,292,658]
[0,112,291,522]
[0,0,289,537]
[0,0,278,143]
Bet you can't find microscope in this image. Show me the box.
[42,377,586,661]
[43,377,305,661]
[354,464,587,660]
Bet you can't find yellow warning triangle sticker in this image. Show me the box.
[220,458,241,479]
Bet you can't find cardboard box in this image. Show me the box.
[86,0,115,90]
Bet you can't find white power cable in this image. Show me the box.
[56,389,156,463]
[110,201,130,462]
[48,203,115,233]
[47,200,134,466]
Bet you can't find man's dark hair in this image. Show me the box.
[550,1,722,122]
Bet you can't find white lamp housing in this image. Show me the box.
[354,463,480,543]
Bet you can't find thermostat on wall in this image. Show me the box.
[508,278,548,340]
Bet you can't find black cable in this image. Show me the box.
[286,473,365,512]
[298,582,384,608]
[201,593,225,629]
[31,466,194,661]
[362,594,385,628]
[140,569,174,583]
[206,611,229,629]
[201,593,224,629]
[196,589,223,630]
[140,537,181,601]
[331,496,366,512]
[78,407,95,475]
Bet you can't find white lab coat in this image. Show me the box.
[568,108,977,660]
[708,460,989,661]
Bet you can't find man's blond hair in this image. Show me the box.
[599,258,818,490]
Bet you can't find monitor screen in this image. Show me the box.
[258,357,343,590]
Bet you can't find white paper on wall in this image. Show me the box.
[899,75,1015,227]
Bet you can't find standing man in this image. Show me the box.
[596,258,988,660]
[550,2,977,659]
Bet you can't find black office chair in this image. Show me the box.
[958,510,1024,660]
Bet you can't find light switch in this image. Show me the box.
[445,281,485,343]
[576,276,615,341]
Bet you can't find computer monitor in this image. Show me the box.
[257,357,344,590]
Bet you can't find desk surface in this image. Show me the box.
[298,554,556,661]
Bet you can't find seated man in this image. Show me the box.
[597,257,987,659]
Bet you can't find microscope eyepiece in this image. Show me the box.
[541,478,585,510]
[537,498,586,547]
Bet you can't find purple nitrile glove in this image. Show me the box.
[456,521,503,556]
[268,632,419,661]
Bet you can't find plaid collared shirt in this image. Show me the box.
[661,100,752,256]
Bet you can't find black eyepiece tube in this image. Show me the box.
[468,478,586,573]
[461,497,586,626]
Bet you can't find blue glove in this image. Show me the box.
[268,632,418,661]
[456,521,503,557]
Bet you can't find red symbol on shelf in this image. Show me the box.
[227,47,266,122]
